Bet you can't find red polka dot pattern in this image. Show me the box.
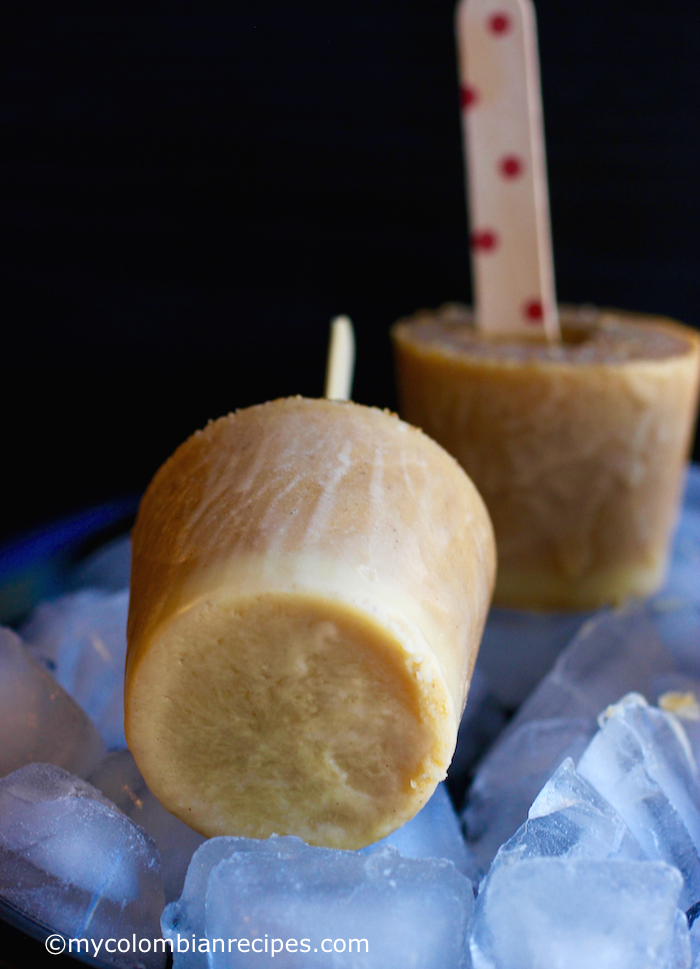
[499,155,524,178]
[524,299,544,322]
[488,13,511,35]
[460,85,477,109]
[471,230,499,252]
[458,2,557,337]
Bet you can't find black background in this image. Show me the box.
[2,0,700,544]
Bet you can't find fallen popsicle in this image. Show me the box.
[125,319,496,849]
[392,0,700,610]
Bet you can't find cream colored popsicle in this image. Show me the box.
[392,304,700,610]
[125,397,495,848]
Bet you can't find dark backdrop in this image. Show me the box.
[2,0,700,542]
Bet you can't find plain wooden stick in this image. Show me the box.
[324,315,356,401]
[456,0,559,340]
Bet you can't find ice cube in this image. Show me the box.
[21,588,129,749]
[164,837,473,969]
[205,843,472,969]
[489,758,645,876]
[471,858,688,969]
[512,604,677,732]
[88,750,206,902]
[578,693,700,908]
[462,718,595,880]
[162,836,294,969]
[476,608,592,708]
[359,783,473,878]
[69,534,131,592]
[0,627,105,779]
[0,763,165,967]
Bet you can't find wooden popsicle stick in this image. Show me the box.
[456,0,560,340]
[324,315,356,401]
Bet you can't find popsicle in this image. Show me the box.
[391,0,700,609]
[125,397,496,848]
[393,304,700,610]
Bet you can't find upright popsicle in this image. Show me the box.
[392,1,700,609]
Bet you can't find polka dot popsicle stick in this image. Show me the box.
[456,0,559,340]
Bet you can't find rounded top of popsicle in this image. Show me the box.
[128,396,497,676]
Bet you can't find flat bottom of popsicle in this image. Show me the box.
[494,558,666,612]
[125,588,453,850]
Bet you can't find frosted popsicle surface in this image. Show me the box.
[126,398,495,848]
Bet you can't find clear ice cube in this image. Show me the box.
[512,605,677,732]
[0,763,165,967]
[0,627,105,779]
[489,758,645,876]
[164,837,473,969]
[88,750,206,902]
[205,843,472,969]
[21,588,129,749]
[471,858,688,969]
[462,718,595,879]
[162,836,293,969]
[578,693,700,909]
[476,608,592,708]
